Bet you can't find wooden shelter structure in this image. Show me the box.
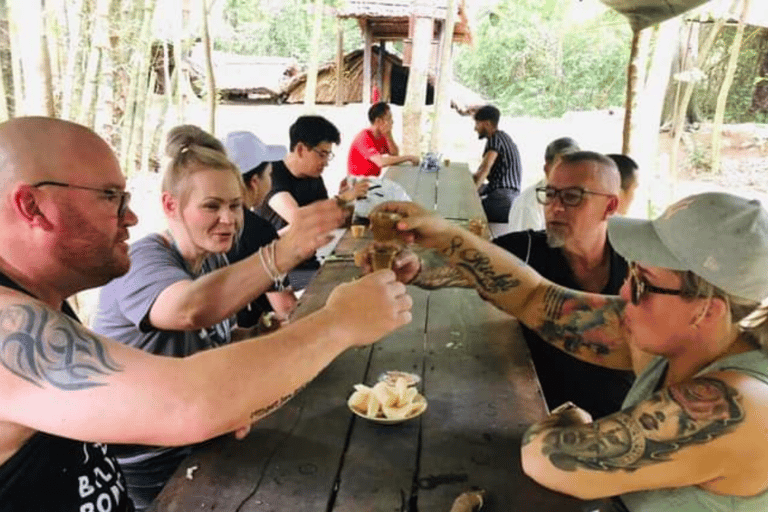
[281,46,484,114]
[336,0,472,106]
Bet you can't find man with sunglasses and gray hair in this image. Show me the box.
[378,151,633,418]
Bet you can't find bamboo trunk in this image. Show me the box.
[202,0,216,133]
[711,0,749,174]
[93,0,115,143]
[335,18,344,106]
[80,0,111,128]
[622,30,641,154]
[61,0,85,120]
[10,0,48,115]
[140,72,157,173]
[7,0,24,116]
[0,63,8,121]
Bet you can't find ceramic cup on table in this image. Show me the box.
[350,224,366,238]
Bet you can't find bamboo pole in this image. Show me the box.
[61,0,85,120]
[11,0,48,115]
[202,0,216,133]
[430,0,456,153]
[7,0,24,115]
[363,19,372,106]
[140,72,157,173]
[711,0,749,174]
[0,63,8,121]
[305,0,324,111]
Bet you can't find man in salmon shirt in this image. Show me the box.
[347,102,420,177]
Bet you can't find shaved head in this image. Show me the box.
[0,117,119,193]
[0,117,134,303]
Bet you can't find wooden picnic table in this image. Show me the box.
[149,162,604,512]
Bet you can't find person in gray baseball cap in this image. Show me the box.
[370,191,768,512]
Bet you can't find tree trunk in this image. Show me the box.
[304,0,323,110]
[622,30,641,154]
[712,0,749,174]
[61,0,85,120]
[402,2,433,157]
[335,17,344,106]
[202,0,216,133]
[0,60,8,122]
[7,0,24,116]
[430,0,456,153]
[139,72,157,173]
[93,0,115,142]
[80,0,112,128]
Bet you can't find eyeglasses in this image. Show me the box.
[32,180,132,218]
[628,262,684,305]
[536,186,614,207]
[312,148,335,161]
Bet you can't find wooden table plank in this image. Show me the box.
[331,287,428,512]
[436,163,486,221]
[416,288,586,511]
[385,165,437,212]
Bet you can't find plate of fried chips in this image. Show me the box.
[347,377,427,424]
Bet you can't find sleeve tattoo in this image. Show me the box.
[536,285,626,356]
[527,377,744,472]
[0,303,122,390]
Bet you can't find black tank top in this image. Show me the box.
[0,272,134,512]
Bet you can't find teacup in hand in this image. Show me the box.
[371,245,398,271]
[369,211,402,242]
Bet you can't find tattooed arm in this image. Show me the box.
[374,201,632,369]
[0,271,411,447]
[521,372,768,499]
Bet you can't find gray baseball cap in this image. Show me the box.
[224,131,287,175]
[608,192,768,303]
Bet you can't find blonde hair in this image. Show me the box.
[162,125,244,205]
[679,271,768,351]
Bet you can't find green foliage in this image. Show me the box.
[454,1,631,117]
[216,0,361,63]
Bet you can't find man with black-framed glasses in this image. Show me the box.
[387,151,634,418]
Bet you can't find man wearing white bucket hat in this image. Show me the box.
[374,191,768,511]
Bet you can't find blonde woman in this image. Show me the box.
[376,192,768,512]
[92,125,344,510]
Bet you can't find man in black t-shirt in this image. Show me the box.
[392,151,634,418]
[259,115,367,289]
[472,105,522,222]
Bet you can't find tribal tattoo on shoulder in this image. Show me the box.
[0,303,122,390]
[532,377,744,472]
[536,285,626,357]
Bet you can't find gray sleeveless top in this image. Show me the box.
[621,350,768,512]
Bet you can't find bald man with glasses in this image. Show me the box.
[382,151,634,418]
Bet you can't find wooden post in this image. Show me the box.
[712,0,749,174]
[622,30,641,155]
[402,1,433,156]
[202,0,216,134]
[430,0,456,153]
[363,19,372,106]
[335,17,344,106]
[378,39,385,98]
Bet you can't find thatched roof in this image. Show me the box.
[337,0,472,44]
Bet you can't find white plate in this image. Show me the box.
[377,370,421,387]
[347,394,427,425]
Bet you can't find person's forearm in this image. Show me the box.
[379,155,414,167]
[410,250,473,289]
[167,241,300,329]
[386,134,400,156]
[158,308,351,445]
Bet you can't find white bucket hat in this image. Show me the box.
[608,192,768,303]
[224,131,287,175]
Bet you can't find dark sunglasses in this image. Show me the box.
[629,262,684,305]
[33,180,131,218]
[536,186,613,207]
